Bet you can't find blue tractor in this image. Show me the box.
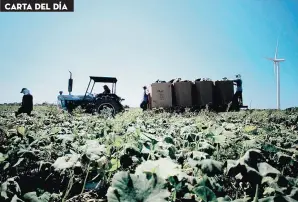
[57,72,125,115]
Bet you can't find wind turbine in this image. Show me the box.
[265,39,285,110]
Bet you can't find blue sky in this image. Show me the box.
[0,0,297,109]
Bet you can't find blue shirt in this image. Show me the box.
[235,79,242,92]
[57,95,66,109]
[143,90,149,102]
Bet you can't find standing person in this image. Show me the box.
[15,88,33,117]
[140,86,149,111]
[233,74,243,105]
[57,91,66,110]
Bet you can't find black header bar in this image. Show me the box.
[0,0,74,12]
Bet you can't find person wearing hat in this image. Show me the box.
[15,88,33,117]
[233,74,243,106]
[102,85,111,94]
[140,86,149,111]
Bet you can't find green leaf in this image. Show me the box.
[113,137,123,148]
[11,195,24,202]
[261,144,278,153]
[193,186,217,202]
[23,192,39,202]
[244,125,257,134]
[50,127,60,135]
[168,146,176,160]
[198,159,224,176]
[106,171,170,202]
[257,162,280,177]
[213,135,226,144]
[263,187,275,196]
[135,158,182,180]
[0,153,7,163]
[17,126,25,136]
[23,192,51,202]
[164,136,175,145]
[3,162,9,170]
[109,158,120,172]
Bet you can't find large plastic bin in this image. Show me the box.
[173,81,193,107]
[150,82,173,108]
[194,81,214,106]
[214,80,234,105]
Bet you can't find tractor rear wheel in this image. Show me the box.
[95,97,123,116]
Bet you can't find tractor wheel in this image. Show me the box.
[95,97,123,116]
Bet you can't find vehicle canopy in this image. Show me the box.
[89,76,117,83]
[85,76,118,96]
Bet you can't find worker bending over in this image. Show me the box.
[15,88,33,117]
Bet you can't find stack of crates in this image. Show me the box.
[149,78,235,109]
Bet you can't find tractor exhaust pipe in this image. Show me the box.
[68,71,73,95]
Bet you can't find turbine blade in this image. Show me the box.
[265,57,274,61]
[274,63,276,76]
[275,38,279,59]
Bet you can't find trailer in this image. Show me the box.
[146,78,247,113]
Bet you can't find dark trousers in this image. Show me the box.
[234,91,243,105]
[15,107,32,117]
[140,101,148,111]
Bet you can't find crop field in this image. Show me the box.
[0,105,298,202]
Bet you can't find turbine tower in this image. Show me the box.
[266,39,285,110]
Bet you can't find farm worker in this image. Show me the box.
[103,85,111,94]
[15,88,33,117]
[57,91,66,110]
[233,74,243,105]
[140,86,149,111]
